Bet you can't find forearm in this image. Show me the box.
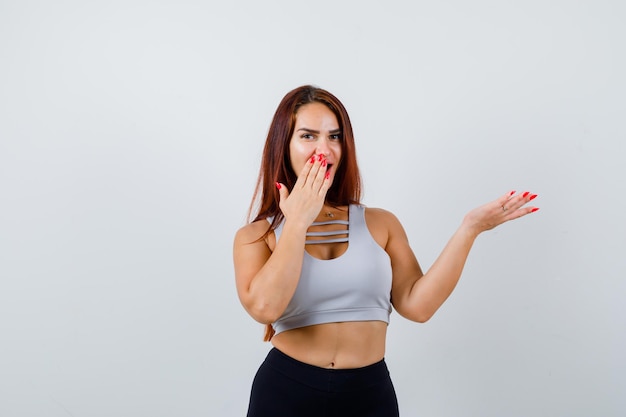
[391,190,538,323]
[408,223,479,321]
[246,220,308,322]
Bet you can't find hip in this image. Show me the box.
[247,347,399,417]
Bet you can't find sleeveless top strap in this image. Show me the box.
[306,219,349,245]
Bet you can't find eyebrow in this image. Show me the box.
[297,128,342,134]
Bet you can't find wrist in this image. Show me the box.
[282,218,310,236]
[458,218,482,240]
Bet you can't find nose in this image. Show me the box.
[316,138,331,156]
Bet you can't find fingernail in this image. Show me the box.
[310,156,315,164]
[275,182,281,190]
[509,190,516,196]
[529,194,538,201]
[318,154,324,161]
[522,191,530,198]
[322,159,327,167]
[531,207,539,213]
[325,171,330,180]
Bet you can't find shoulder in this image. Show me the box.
[363,206,402,227]
[362,206,405,249]
[234,219,274,249]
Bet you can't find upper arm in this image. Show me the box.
[369,209,424,320]
[232,221,273,310]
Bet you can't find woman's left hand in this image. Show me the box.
[462,191,539,236]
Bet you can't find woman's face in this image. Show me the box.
[289,102,342,182]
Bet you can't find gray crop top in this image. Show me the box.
[271,204,393,335]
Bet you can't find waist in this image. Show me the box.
[262,347,391,392]
[271,321,388,369]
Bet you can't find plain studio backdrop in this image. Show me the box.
[1,1,624,416]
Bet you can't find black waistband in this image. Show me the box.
[263,348,390,393]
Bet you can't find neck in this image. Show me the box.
[319,204,348,220]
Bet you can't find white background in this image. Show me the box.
[1,1,625,416]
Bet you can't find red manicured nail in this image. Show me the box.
[275,182,281,190]
[322,159,327,167]
[325,171,330,180]
[530,207,539,213]
[318,154,324,161]
[522,191,530,198]
[310,156,315,163]
[509,190,516,196]
[529,194,538,201]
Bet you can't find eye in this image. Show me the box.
[330,133,342,141]
[301,133,315,140]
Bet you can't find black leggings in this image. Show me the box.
[246,348,400,417]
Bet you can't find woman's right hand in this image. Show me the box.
[276,154,332,227]
[233,153,333,324]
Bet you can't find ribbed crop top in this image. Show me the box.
[271,204,393,335]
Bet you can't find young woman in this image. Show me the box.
[233,85,539,416]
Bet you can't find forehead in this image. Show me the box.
[294,102,339,128]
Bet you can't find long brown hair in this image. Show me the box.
[247,85,363,341]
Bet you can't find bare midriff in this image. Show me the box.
[271,321,388,369]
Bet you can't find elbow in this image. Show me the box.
[410,309,434,323]
[408,298,442,323]
[414,313,433,323]
[399,306,435,323]
[246,300,284,325]
[239,289,285,324]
